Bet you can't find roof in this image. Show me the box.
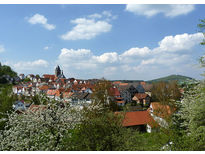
[39,85,49,91]
[71,92,90,100]
[43,74,56,80]
[47,89,56,96]
[121,111,158,128]
[142,84,153,92]
[133,93,149,100]
[109,87,121,96]
[113,81,121,84]
[150,102,176,118]
[119,83,129,86]
[116,100,125,104]
[63,92,73,98]
[28,104,47,112]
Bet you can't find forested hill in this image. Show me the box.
[146,74,196,83]
[0,63,17,77]
[0,62,17,84]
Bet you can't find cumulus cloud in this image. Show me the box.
[121,47,151,57]
[8,59,49,74]
[125,4,195,17]
[157,33,203,52]
[0,45,5,53]
[93,52,119,63]
[27,14,56,30]
[61,11,115,40]
[57,33,203,80]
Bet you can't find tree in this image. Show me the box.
[151,81,181,104]
[23,78,31,82]
[0,85,17,130]
[90,79,118,113]
[165,19,205,151]
[0,64,17,78]
[198,19,205,45]
[0,103,82,151]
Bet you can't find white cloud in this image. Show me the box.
[125,4,195,17]
[28,14,56,30]
[141,58,156,65]
[11,59,49,72]
[93,52,119,63]
[61,11,115,40]
[157,33,203,52]
[44,46,49,50]
[0,45,5,53]
[59,48,92,61]
[57,33,203,80]
[88,13,102,19]
[121,47,151,57]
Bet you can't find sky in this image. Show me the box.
[0,4,205,80]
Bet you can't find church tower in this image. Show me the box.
[55,65,61,77]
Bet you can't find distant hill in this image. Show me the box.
[146,74,196,83]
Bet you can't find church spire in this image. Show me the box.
[55,65,61,77]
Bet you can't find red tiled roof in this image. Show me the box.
[140,81,146,85]
[43,74,56,80]
[119,83,129,86]
[113,81,121,84]
[110,87,121,96]
[121,111,158,128]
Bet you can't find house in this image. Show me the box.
[132,93,151,107]
[127,85,138,97]
[37,85,49,94]
[13,85,23,95]
[26,74,35,81]
[70,92,92,106]
[47,88,57,99]
[148,102,176,128]
[19,74,25,80]
[136,84,145,93]
[13,100,26,111]
[63,91,73,102]
[110,87,125,106]
[142,83,153,97]
[119,111,159,133]
[118,85,132,103]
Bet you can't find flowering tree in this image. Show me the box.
[0,103,82,151]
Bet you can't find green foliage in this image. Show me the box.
[0,85,17,130]
[0,103,81,151]
[0,64,17,78]
[23,78,31,82]
[198,19,205,45]
[91,79,118,112]
[151,81,181,104]
[168,81,205,150]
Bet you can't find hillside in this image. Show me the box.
[0,62,17,84]
[146,74,196,83]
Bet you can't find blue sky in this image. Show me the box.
[0,4,205,80]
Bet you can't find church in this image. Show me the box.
[55,65,66,79]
